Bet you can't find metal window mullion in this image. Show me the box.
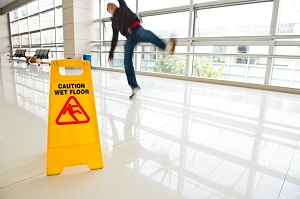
[54,0,57,58]
[136,0,139,15]
[25,5,31,47]
[194,0,273,10]
[276,41,300,46]
[135,0,139,71]
[98,0,102,68]
[246,57,250,81]
[193,40,270,46]
[8,14,13,56]
[101,1,106,68]
[264,0,280,85]
[101,17,111,23]
[186,0,194,77]
[291,59,296,85]
[38,0,42,47]
[139,5,190,17]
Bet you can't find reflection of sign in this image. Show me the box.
[56,96,90,125]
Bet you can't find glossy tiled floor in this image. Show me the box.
[0,60,300,199]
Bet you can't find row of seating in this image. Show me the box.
[28,49,50,65]
[8,49,27,63]
[8,49,50,65]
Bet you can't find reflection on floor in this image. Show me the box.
[0,61,299,199]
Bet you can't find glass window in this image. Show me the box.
[91,55,100,67]
[140,46,158,71]
[104,22,112,40]
[104,21,126,41]
[10,10,18,21]
[152,53,187,75]
[19,19,29,33]
[41,10,54,29]
[21,34,30,45]
[193,55,223,78]
[142,12,189,38]
[31,32,41,44]
[140,46,187,74]
[56,47,64,59]
[275,46,300,56]
[27,1,39,16]
[12,36,20,46]
[193,45,268,83]
[56,28,63,43]
[94,22,100,40]
[92,47,101,67]
[55,8,62,26]
[9,0,64,61]
[29,48,39,57]
[40,0,54,12]
[195,2,273,37]
[55,0,62,7]
[29,15,40,31]
[48,48,56,59]
[277,0,300,35]
[18,5,27,19]
[104,45,124,68]
[271,46,300,88]
[41,29,55,44]
[11,22,19,34]
[139,0,188,12]
[270,59,294,87]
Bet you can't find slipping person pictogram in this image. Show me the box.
[62,103,82,122]
[56,96,90,125]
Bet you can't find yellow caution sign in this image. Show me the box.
[47,59,103,176]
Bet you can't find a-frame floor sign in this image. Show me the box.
[47,59,103,176]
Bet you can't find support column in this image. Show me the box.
[0,14,10,61]
[62,0,94,59]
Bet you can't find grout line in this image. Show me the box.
[100,119,181,150]
[277,135,300,199]
[0,118,42,127]
[0,172,45,190]
[112,118,225,198]
[115,146,225,199]
[112,119,181,148]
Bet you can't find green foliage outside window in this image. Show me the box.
[153,56,186,75]
[154,56,224,78]
[192,58,224,78]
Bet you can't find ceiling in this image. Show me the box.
[0,0,33,15]
[0,0,16,9]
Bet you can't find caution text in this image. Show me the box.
[54,83,90,95]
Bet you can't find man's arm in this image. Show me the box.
[109,30,119,60]
[117,0,127,6]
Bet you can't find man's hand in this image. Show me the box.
[108,57,113,64]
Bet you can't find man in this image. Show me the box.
[107,0,177,99]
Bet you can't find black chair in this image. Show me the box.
[8,49,27,63]
[17,50,27,63]
[8,49,19,62]
[33,49,42,59]
[41,49,50,59]
[27,49,41,65]
[27,49,50,65]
